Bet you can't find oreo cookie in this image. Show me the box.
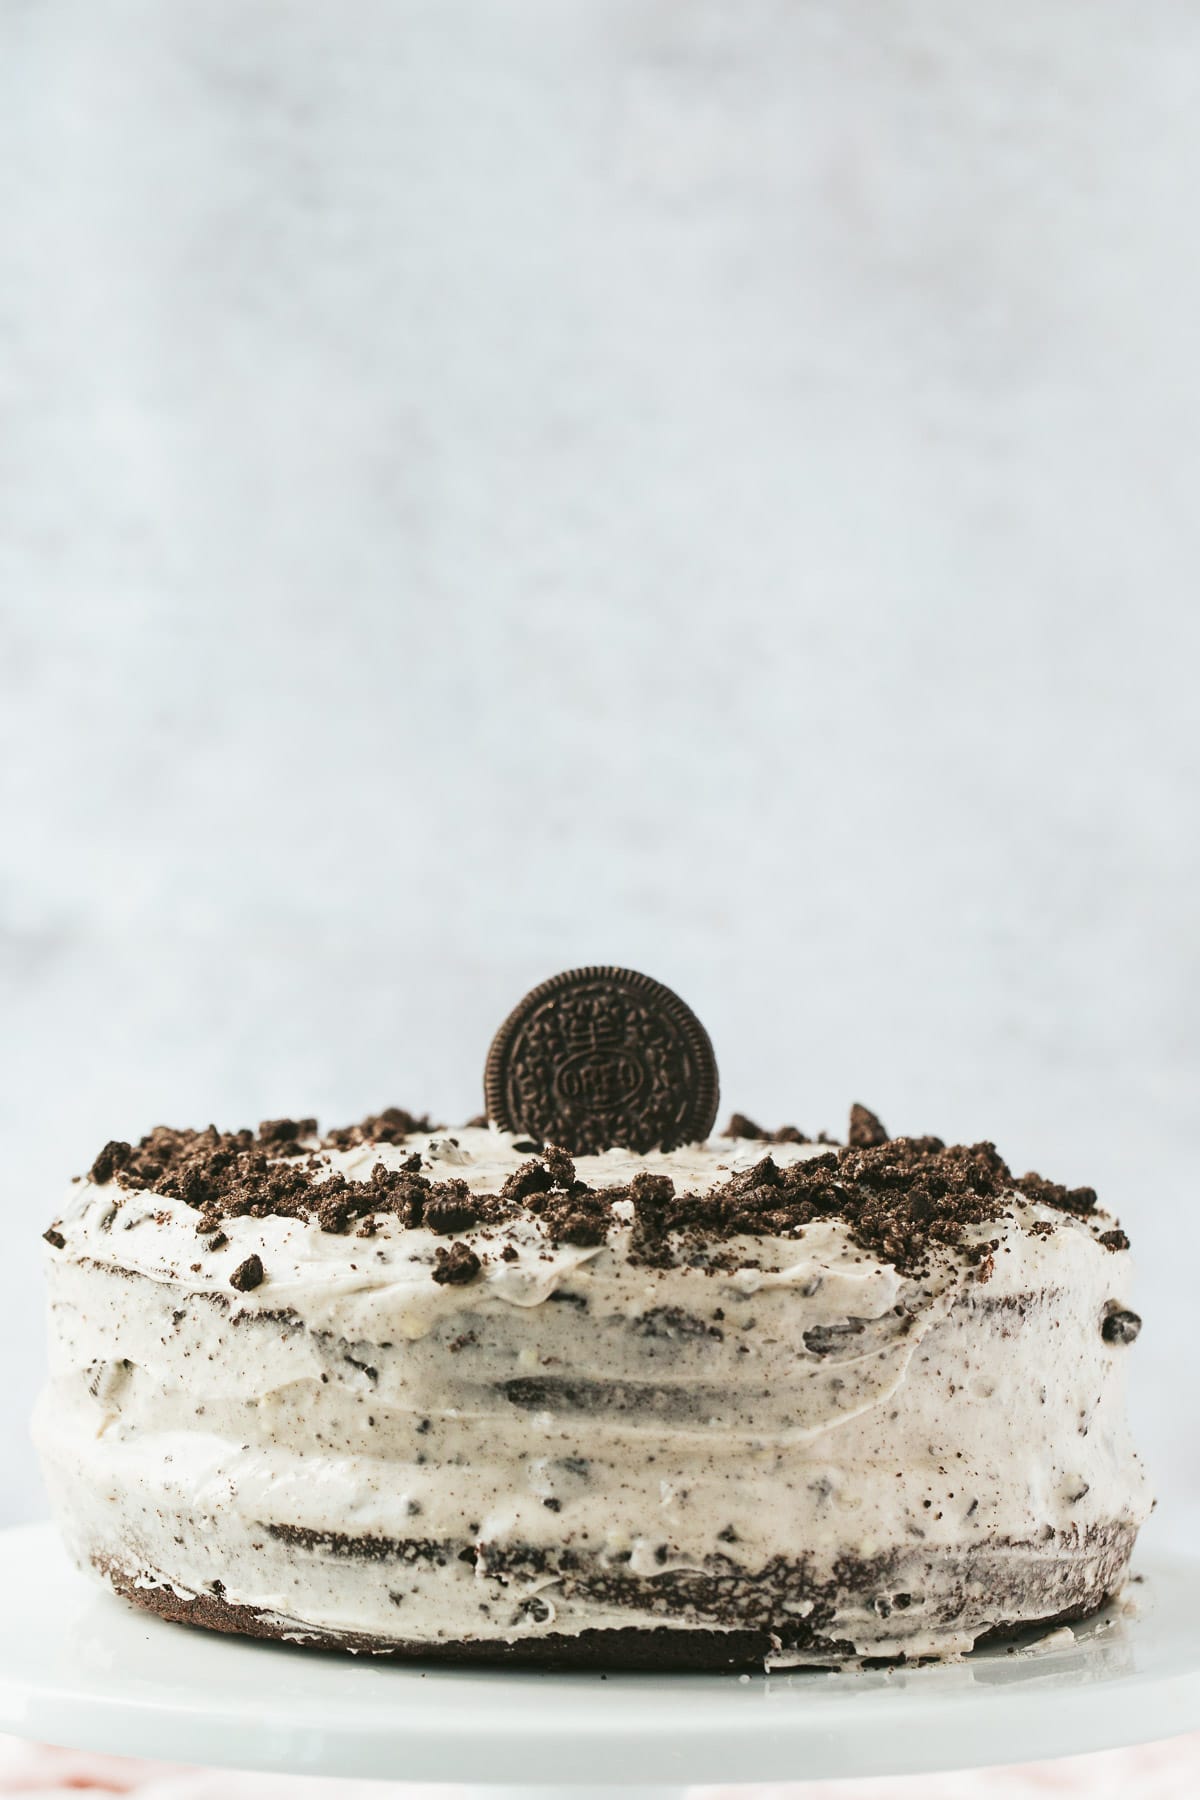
[484,967,719,1156]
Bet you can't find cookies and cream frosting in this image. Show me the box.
[35,1117,1152,1664]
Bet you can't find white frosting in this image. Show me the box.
[34,1126,1152,1661]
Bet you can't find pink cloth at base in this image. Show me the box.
[2,1734,1200,1800]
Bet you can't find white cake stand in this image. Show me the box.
[2,1525,1199,1791]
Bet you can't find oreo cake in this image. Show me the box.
[36,969,1151,1669]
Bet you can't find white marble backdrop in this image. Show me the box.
[1,2,1197,1535]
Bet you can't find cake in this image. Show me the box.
[35,969,1151,1669]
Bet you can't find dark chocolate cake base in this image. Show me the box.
[95,1523,1136,1671]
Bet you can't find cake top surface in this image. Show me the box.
[45,972,1132,1292]
[56,1107,1128,1285]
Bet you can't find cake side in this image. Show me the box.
[35,1118,1152,1667]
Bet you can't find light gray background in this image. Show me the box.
[1,3,1197,1543]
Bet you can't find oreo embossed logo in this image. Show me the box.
[484,967,720,1156]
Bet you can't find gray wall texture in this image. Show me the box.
[2,2,1197,1541]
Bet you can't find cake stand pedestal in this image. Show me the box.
[2,1524,1200,1788]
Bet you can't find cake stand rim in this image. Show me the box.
[1,1522,1199,1784]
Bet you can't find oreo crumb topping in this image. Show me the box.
[424,1184,480,1235]
[848,1104,889,1149]
[1015,1172,1098,1217]
[89,1140,133,1185]
[323,1109,438,1151]
[72,1114,1126,1277]
[723,1115,811,1144]
[1101,1307,1142,1345]
[43,1226,66,1250]
[433,1242,482,1286]
[230,1254,265,1292]
[256,1118,317,1157]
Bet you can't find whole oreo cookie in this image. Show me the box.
[484,967,720,1156]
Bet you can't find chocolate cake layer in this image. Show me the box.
[37,1118,1152,1668]
[97,1526,1133,1670]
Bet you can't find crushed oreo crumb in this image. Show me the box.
[848,1104,889,1149]
[323,1108,437,1151]
[723,1114,811,1144]
[501,1159,556,1202]
[1101,1307,1142,1345]
[1017,1172,1098,1217]
[230,1254,265,1292]
[89,1140,132,1185]
[1099,1228,1130,1252]
[433,1242,482,1286]
[424,1182,480,1235]
[255,1118,317,1158]
[43,1226,66,1249]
